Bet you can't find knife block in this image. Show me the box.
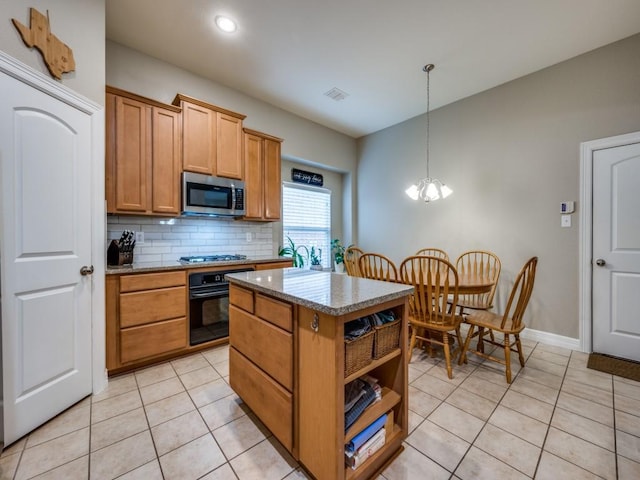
[107,239,134,266]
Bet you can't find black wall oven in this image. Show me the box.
[188,268,252,345]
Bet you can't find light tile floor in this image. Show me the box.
[2,338,640,479]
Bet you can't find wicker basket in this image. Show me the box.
[373,319,401,359]
[344,330,374,377]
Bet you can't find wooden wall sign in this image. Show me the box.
[12,8,76,80]
[292,168,324,187]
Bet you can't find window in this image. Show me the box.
[282,182,331,268]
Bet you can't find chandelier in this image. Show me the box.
[405,64,453,203]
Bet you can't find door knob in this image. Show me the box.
[80,265,94,276]
[595,259,606,267]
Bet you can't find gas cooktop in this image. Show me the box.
[178,254,248,264]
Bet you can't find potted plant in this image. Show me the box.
[310,247,323,271]
[331,238,346,273]
[278,236,309,268]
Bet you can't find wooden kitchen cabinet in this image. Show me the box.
[105,260,293,375]
[174,94,245,179]
[243,128,283,221]
[106,270,188,371]
[106,86,181,216]
[255,260,292,270]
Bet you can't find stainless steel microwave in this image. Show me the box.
[182,172,246,217]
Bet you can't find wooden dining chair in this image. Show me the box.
[359,253,398,282]
[344,246,364,277]
[458,256,538,383]
[415,248,449,262]
[399,256,464,379]
[455,250,501,342]
[455,250,501,312]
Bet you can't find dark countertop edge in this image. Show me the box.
[226,275,414,316]
[106,258,290,275]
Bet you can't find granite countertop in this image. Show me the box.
[226,268,414,316]
[106,257,289,275]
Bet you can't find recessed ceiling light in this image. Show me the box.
[215,15,237,33]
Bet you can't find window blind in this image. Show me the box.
[282,182,331,268]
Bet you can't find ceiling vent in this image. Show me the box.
[324,87,349,101]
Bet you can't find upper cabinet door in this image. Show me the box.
[114,95,150,213]
[264,138,282,220]
[181,101,216,175]
[152,107,181,214]
[242,128,283,221]
[244,131,264,219]
[216,112,244,180]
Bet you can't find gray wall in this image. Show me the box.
[0,0,105,104]
[357,33,640,339]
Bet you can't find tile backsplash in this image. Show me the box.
[107,215,276,263]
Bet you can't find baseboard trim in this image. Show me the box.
[520,328,581,351]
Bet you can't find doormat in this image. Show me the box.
[587,353,640,382]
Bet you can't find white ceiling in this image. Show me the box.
[106,0,640,138]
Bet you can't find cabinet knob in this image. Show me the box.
[311,313,319,332]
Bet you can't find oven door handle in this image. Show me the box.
[190,290,228,299]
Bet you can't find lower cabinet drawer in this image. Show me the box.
[229,284,254,313]
[120,286,186,328]
[120,317,187,364]
[120,271,185,293]
[229,347,292,452]
[255,294,292,332]
[230,305,292,390]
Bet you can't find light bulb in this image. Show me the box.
[215,15,237,33]
[405,185,420,200]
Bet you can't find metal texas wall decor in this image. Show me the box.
[12,7,76,80]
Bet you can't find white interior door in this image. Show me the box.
[0,70,93,445]
[592,141,640,362]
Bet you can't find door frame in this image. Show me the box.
[579,130,640,353]
[0,51,107,395]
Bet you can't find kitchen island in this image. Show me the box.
[226,268,413,480]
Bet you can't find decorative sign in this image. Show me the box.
[291,168,323,187]
[12,8,76,80]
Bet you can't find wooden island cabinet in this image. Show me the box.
[227,269,413,480]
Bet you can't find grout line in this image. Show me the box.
[452,344,538,478]
[612,376,619,480]
[530,342,568,479]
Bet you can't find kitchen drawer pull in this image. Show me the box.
[311,313,319,332]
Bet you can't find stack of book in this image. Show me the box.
[344,375,381,431]
[344,413,387,469]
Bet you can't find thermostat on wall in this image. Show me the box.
[560,201,575,214]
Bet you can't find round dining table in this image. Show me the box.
[455,274,495,295]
